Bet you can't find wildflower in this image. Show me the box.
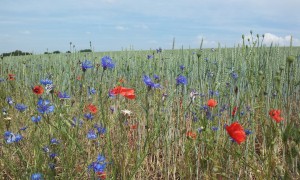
[269,109,284,123]
[31,173,43,180]
[101,56,115,70]
[81,60,93,72]
[86,104,98,114]
[72,117,83,127]
[244,129,252,136]
[87,130,97,139]
[225,122,246,144]
[231,72,238,80]
[186,131,197,140]
[143,75,160,89]
[31,115,42,123]
[110,86,136,99]
[6,96,14,105]
[40,78,52,86]
[207,99,217,108]
[8,74,15,80]
[49,163,56,170]
[0,77,5,82]
[88,87,96,95]
[211,126,219,131]
[198,126,204,133]
[45,84,55,94]
[42,146,50,153]
[57,92,70,99]
[37,98,54,114]
[88,154,107,174]
[15,103,27,112]
[84,113,94,120]
[33,85,44,95]
[19,126,28,131]
[176,75,187,85]
[147,55,153,59]
[156,47,162,53]
[153,74,160,80]
[232,106,238,117]
[50,153,58,159]
[94,124,106,136]
[180,65,185,71]
[121,109,132,116]
[50,138,60,145]
[4,131,23,144]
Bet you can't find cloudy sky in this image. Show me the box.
[0,0,299,53]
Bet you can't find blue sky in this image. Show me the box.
[1,0,299,53]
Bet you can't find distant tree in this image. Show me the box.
[53,51,61,54]
[79,49,92,53]
[66,51,71,54]
[44,52,51,55]
[1,50,32,57]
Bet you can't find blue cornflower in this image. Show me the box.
[50,138,60,145]
[97,154,106,162]
[84,113,94,120]
[88,154,107,173]
[101,56,115,70]
[31,115,42,123]
[198,127,204,133]
[200,105,209,111]
[231,72,238,80]
[153,74,160,80]
[37,98,54,114]
[15,103,27,112]
[31,173,43,180]
[6,97,14,105]
[94,124,106,135]
[209,90,219,97]
[156,47,162,53]
[180,65,185,71]
[147,55,153,59]
[211,126,219,131]
[49,163,56,170]
[176,75,187,85]
[87,130,97,139]
[40,78,52,86]
[15,134,23,142]
[81,60,93,72]
[143,75,161,89]
[50,153,58,159]
[58,92,70,99]
[19,126,28,131]
[88,87,96,95]
[4,131,22,144]
[245,129,252,136]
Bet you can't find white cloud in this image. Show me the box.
[263,33,300,46]
[115,26,128,31]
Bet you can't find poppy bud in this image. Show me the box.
[286,56,295,64]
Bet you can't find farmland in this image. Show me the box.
[1,39,300,179]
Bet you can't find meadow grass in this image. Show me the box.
[1,39,300,179]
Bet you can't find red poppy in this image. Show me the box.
[232,106,238,117]
[8,74,15,80]
[32,85,44,95]
[226,122,246,144]
[130,124,138,130]
[186,131,197,140]
[76,76,81,81]
[86,104,98,114]
[96,171,106,179]
[110,86,136,99]
[207,99,217,108]
[269,109,284,123]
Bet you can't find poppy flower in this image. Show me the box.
[8,74,15,80]
[207,99,217,108]
[232,106,238,117]
[225,122,246,144]
[186,131,197,140]
[269,109,284,123]
[33,85,44,95]
[110,86,136,99]
[97,171,106,180]
[86,104,98,114]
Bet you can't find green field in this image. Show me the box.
[1,40,300,179]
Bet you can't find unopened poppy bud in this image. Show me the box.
[286,56,295,64]
[279,66,285,71]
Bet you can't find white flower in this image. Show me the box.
[121,109,132,116]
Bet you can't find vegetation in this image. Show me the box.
[0,35,300,179]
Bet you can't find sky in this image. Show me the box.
[0,0,300,54]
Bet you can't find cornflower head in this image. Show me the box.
[88,87,96,95]
[84,113,94,120]
[31,173,43,180]
[15,103,27,112]
[87,130,97,140]
[143,75,161,89]
[37,98,54,114]
[50,138,60,145]
[176,75,187,85]
[101,56,115,70]
[57,92,70,99]
[40,78,52,86]
[81,60,93,72]
[147,55,153,59]
[31,115,42,123]
[94,124,106,136]
[6,96,14,105]
[180,65,185,71]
